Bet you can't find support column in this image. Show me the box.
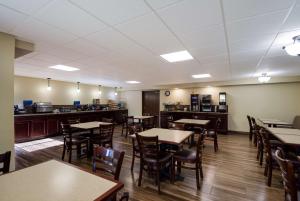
[0,32,15,170]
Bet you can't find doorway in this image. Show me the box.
[142,90,160,126]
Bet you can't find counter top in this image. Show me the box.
[160,111,228,115]
[14,109,127,117]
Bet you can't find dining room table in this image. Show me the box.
[266,127,300,145]
[0,160,123,201]
[259,118,292,127]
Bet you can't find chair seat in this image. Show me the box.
[144,152,172,164]
[173,149,197,162]
[205,130,216,137]
[65,137,88,145]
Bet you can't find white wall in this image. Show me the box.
[14,76,119,107]
[0,33,15,170]
[120,90,142,116]
[123,82,300,132]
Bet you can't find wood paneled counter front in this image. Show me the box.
[160,111,228,134]
[14,109,128,142]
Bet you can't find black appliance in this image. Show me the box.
[191,94,200,111]
[201,95,212,112]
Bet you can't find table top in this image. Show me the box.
[71,121,112,129]
[131,128,193,145]
[0,160,123,201]
[174,119,210,125]
[134,115,153,120]
[259,118,292,126]
[266,127,300,145]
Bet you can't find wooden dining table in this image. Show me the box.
[259,118,292,127]
[0,160,123,201]
[130,128,193,145]
[266,127,300,145]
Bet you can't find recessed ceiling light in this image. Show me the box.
[126,81,141,84]
[49,65,80,71]
[283,35,300,56]
[160,50,193,62]
[192,74,211,79]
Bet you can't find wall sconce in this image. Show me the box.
[114,87,118,96]
[47,78,52,91]
[98,85,102,95]
[76,82,80,93]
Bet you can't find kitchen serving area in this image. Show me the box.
[1,1,300,201]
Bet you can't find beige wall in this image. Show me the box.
[120,90,142,116]
[0,32,15,170]
[14,76,119,107]
[122,82,300,132]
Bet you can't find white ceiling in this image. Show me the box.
[0,0,299,89]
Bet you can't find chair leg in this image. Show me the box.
[259,148,264,166]
[121,124,124,136]
[214,140,218,152]
[68,146,72,163]
[131,151,135,171]
[196,163,200,189]
[157,165,161,194]
[199,163,204,179]
[62,143,66,160]
[267,161,272,186]
[138,161,143,186]
[76,144,81,158]
[264,159,268,177]
[177,161,181,174]
[172,159,176,183]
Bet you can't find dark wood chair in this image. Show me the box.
[251,117,258,145]
[261,127,283,186]
[92,146,125,181]
[247,115,254,141]
[136,134,173,193]
[143,116,157,130]
[253,124,264,165]
[275,148,300,201]
[102,117,114,123]
[172,133,204,189]
[168,122,185,130]
[121,115,134,137]
[128,124,143,171]
[61,122,89,163]
[204,118,221,152]
[91,124,114,148]
[0,151,11,174]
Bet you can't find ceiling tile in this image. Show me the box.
[69,0,151,25]
[34,0,107,37]
[0,5,28,32]
[189,43,227,60]
[227,10,288,42]
[222,0,295,21]
[0,0,50,15]
[117,13,183,54]
[259,56,300,76]
[145,0,183,10]
[157,0,223,34]
[281,5,300,32]
[12,18,77,45]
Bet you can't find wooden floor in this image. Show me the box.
[15,127,284,201]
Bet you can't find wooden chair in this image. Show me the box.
[92,146,125,181]
[253,124,264,165]
[275,148,300,201]
[204,118,221,152]
[172,133,204,189]
[121,115,134,137]
[136,134,173,193]
[168,122,185,130]
[61,122,89,163]
[91,124,114,148]
[247,115,254,141]
[261,127,283,186]
[143,116,158,130]
[0,151,11,174]
[251,117,258,145]
[128,124,143,171]
[102,117,113,123]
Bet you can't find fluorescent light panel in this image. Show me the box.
[192,74,211,79]
[160,50,193,62]
[126,81,141,84]
[49,65,80,71]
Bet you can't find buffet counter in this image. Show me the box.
[14,109,128,142]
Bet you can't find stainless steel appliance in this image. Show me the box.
[201,95,212,112]
[218,92,228,112]
[191,94,200,111]
[33,102,53,113]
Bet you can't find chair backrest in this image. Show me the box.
[292,116,300,129]
[0,151,11,174]
[196,133,205,160]
[168,122,185,130]
[260,127,271,156]
[251,117,257,127]
[275,148,298,201]
[92,146,125,181]
[136,134,159,160]
[99,124,114,143]
[67,118,80,124]
[102,117,113,123]
[143,113,151,116]
[128,124,143,135]
[247,115,253,132]
[60,122,72,137]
